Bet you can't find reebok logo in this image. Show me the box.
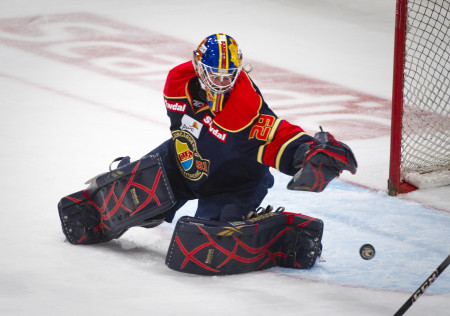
[193,99,205,108]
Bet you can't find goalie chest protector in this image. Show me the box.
[166,211,323,275]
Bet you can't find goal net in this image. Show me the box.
[389,0,450,195]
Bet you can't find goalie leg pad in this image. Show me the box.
[58,154,175,245]
[165,211,323,275]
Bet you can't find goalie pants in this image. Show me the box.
[144,139,274,223]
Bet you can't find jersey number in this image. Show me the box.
[196,161,208,172]
[249,115,275,141]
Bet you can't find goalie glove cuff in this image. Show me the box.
[293,130,357,174]
[292,142,313,169]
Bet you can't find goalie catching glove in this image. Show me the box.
[287,127,357,192]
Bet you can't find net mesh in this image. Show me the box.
[401,0,450,178]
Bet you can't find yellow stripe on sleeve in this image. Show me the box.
[275,132,306,170]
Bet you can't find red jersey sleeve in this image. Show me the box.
[254,117,313,175]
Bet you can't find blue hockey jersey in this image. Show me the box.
[163,61,313,197]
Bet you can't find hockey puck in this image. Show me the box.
[360,244,375,260]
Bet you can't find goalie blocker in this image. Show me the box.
[58,154,175,245]
[166,209,323,275]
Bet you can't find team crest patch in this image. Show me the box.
[172,130,210,181]
[175,139,193,171]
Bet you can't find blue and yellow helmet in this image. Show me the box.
[193,34,243,112]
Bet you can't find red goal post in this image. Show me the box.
[388,0,450,195]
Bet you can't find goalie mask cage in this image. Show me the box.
[388,0,450,195]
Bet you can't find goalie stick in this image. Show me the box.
[394,254,450,316]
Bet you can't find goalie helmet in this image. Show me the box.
[193,33,243,112]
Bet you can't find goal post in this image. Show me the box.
[388,0,450,196]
